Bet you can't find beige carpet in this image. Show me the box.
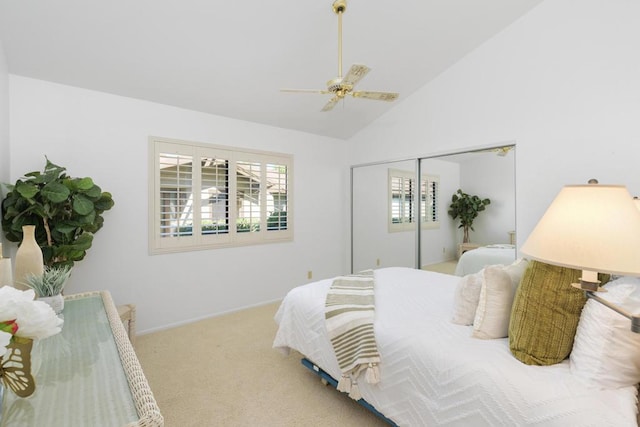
[422,260,458,275]
[135,302,389,427]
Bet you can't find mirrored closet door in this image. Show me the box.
[351,146,516,274]
[352,159,417,273]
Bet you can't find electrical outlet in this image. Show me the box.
[307,270,313,280]
[376,258,380,266]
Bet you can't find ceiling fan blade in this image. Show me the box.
[342,64,370,87]
[321,96,340,112]
[281,88,331,94]
[351,91,399,102]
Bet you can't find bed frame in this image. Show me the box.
[301,358,397,426]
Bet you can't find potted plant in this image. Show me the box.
[447,189,491,243]
[24,265,72,314]
[1,158,115,267]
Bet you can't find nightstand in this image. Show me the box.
[458,243,481,259]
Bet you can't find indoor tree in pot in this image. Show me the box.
[1,158,115,268]
[447,189,491,244]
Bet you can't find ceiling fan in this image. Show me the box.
[281,0,399,112]
[476,146,514,157]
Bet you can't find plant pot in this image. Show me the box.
[39,294,64,315]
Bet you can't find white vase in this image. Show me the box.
[14,225,44,291]
[39,294,65,315]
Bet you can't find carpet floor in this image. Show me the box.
[422,260,458,275]
[135,301,390,427]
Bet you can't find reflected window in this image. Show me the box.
[421,175,440,229]
[388,169,439,232]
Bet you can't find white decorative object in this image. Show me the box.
[451,270,484,325]
[14,225,44,290]
[0,286,63,398]
[24,265,72,315]
[472,265,515,339]
[39,294,65,315]
[571,277,640,389]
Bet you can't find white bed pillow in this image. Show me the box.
[570,277,640,389]
[472,265,515,339]
[503,258,529,291]
[451,270,484,325]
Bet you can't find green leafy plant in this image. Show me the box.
[1,158,115,267]
[447,189,491,243]
[24,265,72,297]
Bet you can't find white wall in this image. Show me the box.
[8,76,348,333]
[420,157,460,265]
[0,38,9,257]
[352,160,417,272]
[459,150,515,245]
[348,0,640,253]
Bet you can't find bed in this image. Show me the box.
[273,267,639,426]
[455,244,516,276]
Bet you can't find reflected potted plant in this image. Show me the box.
[447,189,491,243]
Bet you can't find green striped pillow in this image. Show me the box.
[508,261,586,366]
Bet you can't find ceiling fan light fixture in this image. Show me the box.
[280,0,399,112]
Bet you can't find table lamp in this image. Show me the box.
[521,181,640,332]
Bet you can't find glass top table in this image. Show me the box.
[1,291,163,427]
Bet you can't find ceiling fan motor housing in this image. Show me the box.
[327,77,350,93]
[332,0,347,15]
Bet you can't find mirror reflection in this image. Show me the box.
[351,146,516,276]
[352,159,417,273]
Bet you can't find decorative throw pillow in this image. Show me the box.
[570,277,640,389]
[502,258,529,291]
[508,260,586,365]
[451,270,484,325]
[472,265,515,339]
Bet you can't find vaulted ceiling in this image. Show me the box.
[0,0,543,139]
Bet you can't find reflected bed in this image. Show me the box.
[455,244,517,276]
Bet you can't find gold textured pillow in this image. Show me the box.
[508,260,586,366]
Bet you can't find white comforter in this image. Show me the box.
[273,267,638,426]
[455,245,517,276]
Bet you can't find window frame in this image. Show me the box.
[149,136,293,254]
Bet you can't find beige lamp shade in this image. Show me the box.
[521,184,640,277]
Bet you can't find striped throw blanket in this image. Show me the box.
[325,270,381,400]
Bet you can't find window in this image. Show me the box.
[149,137,292,253]
[388,169,439,232]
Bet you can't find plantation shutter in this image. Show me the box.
[150,137,293,254]
[154,142,196,250]
[266,163,288,231]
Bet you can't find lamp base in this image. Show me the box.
[571,282,607,293]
